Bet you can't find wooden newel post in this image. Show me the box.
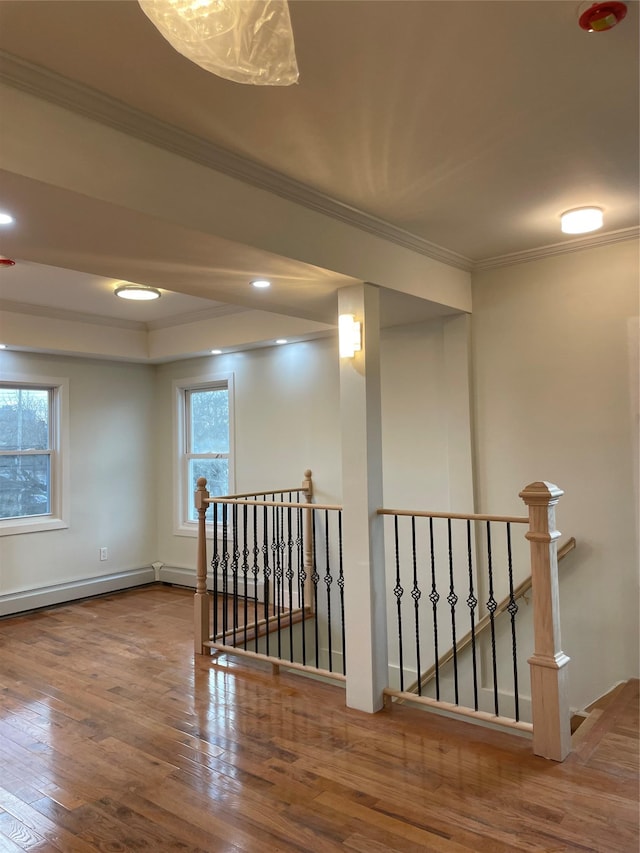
[519,481,571,761]
[301,469,314,612]
[194,476,210,655]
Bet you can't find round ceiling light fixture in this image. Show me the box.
[0,257,16,267]
[275,339,288,345]
[578,1,627,31]
[114,284,161,301]
[560,207,604,234]
[251,279,271,289]
[0,212,15,226]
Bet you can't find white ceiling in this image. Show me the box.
[0,0,638,345]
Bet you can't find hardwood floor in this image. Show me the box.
[0,585,637,852]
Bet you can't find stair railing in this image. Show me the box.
[379,481,571,761]
[402,536,576,698]
[194,470,346,681]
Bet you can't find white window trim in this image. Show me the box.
[173,371,235,537]
[0,374,70,537]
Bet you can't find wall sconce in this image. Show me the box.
[339,314,362,358]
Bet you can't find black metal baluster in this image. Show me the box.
[221,503,229,643]
[312,510,320,669]
[393,515,405,691]
[231,503,238,646]
[428,517,440,700]
[506,523,520,721]
[447,518,459,705]
[272,503,282,660]
[324,509,333,672]
[242,503,249,650]
[466,519,479,711]
[297,506,307,666]
[486,521,499,716]
[252,503,259,652]
[338,510,346,676]
[212,502,219,639]
[286,504,294,663]
[263,504,270,658]
[410,516,422,696]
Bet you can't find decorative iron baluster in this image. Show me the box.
[428,517,440,700]
[393,515,405,691]
[242,502,249,650]
[447,518,459,705]
[211,501,219,639]
[338,510,346,676]
[263,504,270,658]
[221,503,229,643]
[311,510,320,669]
[486,521,499,716]
[297,505,307,666]
[272,503,282,659]
[231,503,239,646]
[506,522,520,721]
[252,503,260,652]
[286,504,295,662]
[466,519,479,711]
[410,516,422,696]
[324,509,333,672]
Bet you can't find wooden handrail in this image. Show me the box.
[402,536,576,698]
[206,497,342,511]
[210,487,303,500]
[378,507,529,524]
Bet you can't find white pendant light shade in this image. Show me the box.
[138,0,299,86]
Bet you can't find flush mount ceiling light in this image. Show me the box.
[275,339,288,345]
[114,284,162,301]
[138,0,298,85]
[211,349,222,354]
[560,207,604,234]
[251,278,271,289]
[0,212,14,226]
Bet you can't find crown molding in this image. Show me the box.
[0,298,247,331]
[0,299,146,330]
[145,302,248,331]
[474,226,640,271]
[0,51,473,273]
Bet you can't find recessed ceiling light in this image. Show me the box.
[0,344,6,350]
[210,349,222,355]
[0,212,14,226]
[560,207,603,234]
[251,279,271,289]
[276,339,288,345]
[114,284,161,301]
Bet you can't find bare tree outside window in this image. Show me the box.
[0,387,51,519]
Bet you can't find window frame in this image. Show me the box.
[173,372,234,537]
[0,374,70,537]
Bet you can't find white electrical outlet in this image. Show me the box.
[100,547,108,561]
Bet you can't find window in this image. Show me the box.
[175,374,234,533]
[0,377,69,536]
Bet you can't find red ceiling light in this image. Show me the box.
[0,257,15,267]
[578,1,627,31]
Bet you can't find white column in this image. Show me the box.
[338,283,388,712]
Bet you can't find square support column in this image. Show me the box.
[338,283,388,712]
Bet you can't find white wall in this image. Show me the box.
[0,352,156,609]
[154,318,473,574]
[471,239,640,709]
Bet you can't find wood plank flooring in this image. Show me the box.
[0,585,637,852]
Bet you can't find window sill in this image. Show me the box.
[0,517,69,537]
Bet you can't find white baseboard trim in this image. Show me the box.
[0,567,156,617]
